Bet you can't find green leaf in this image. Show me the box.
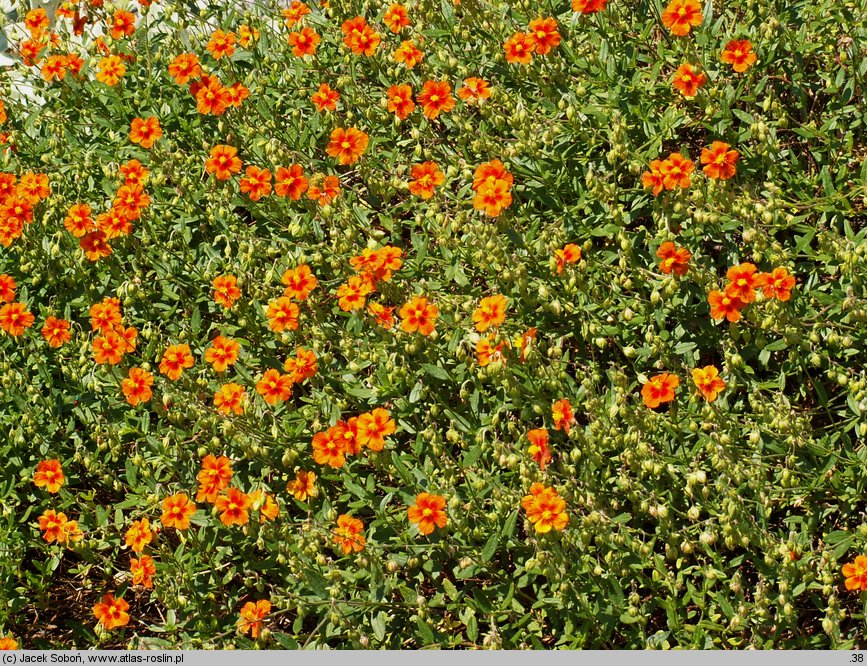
[371,611,387,642]
[421,363,451,381]
[481,532,499,563]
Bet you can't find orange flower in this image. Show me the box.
[387,84,415,119]
[0,215,24,248]
[124,517,153,553]
[111,185,149,222]
[80,230,113,261]
[701,141,739,180]
[554,243,582,274]
[340,418,362,455]
[721,39,757,73]
[692,366,726,402]
[283,1,311,27]
[25,8,50,35]
[341,16,380,56]
[384,4,410,33]
[407,493,447,535]
[274,165,309,199]
[203,335,239,373]
[160,344,194,380]
[250,490,280,522]
[227,82,250,108]
[504,32,535,65]
[256,369,294,405]
[39,509,69,543]
[64,203,95,237]
[34,459,65,493]
[477,335,507,367]
[42,316,71,347]
[416,80,456,120]
[373,246,403,282]
[0,174,15,203]
[18,39,43,67]
[0,274,15,302]
[672,63,707,97]
[237,25,260,47]
[572,0,608,13]
[368,301,395,329]
[307,173,341,205]
[725,262,760,303]
[96,55,126,86]
[266,296,300,332]
[237,600,271,638]
[473,180,513,217]
[0,636,18,650]
[526,428,551,470]
[334,514,366,555]
[195,75,231,115]
[336,274,374,311]
[120,159,150,186]
[312,428,347,468]
[521,483,568,533]
[354,248,387,277]
[205,144,242,181]
[457,77,491,103]
[18,171,50,203]
[285,347,318,382]
[516,327,537,363]
[0,301,34,336]
[168,53,201,84]
[212,274,241,308]
[206,30,236,59]
[130,554,156,589]
[283,471,316,504]
[239,166,272,201]
[356,408,396,451]
[399,295,438,336]
[215,487,251,526]
[472,294,508,332]
[552,398,574,434]
[122,367,154,406]
[197,455,233,503]
[311,83,340,112]
[288,27,320,57]
[161,493,197,530]
[656,241,691,275]
[282,264,318,300]
[394,40,423,69]
[333,514,366,553]
[214,382,246,416]
[108,10,135,39]
[93,594,130,630]
[843,555,867,591]
[641,372,680,408]
[659,152,694,190]
[326,127,369,165]
[528,18,560,55]
[128,116,162,149]
[661,0,703,37]
[757,267,796,301]
[708,289,745,322]
[2,195,33,227]
[408,161,445,199]
[64,53,84,77]
[92,330,126,365]
[41,55,68,82]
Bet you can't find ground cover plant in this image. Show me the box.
[0,0,866,650]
